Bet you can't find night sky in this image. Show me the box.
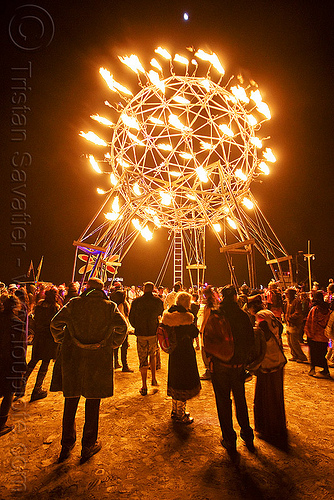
[1,0,333,289]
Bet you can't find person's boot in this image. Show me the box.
[122,365,134,372]
[30,389,48,402]
[80,441,102,464]
[0,414,14,436]
[175,401,193,424]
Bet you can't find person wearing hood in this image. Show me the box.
[305,291,331,379]
[161,291,201,424]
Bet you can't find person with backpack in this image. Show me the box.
[203,285,255,460]
[160,292,201,424]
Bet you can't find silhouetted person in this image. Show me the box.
[50,278,127,463]
[204,285,255,461]
[129,281,164,395]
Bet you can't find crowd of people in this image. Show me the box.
[1,276,334,463]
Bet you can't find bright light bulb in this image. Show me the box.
[148,70,165,93]
[200,141,214,150]
[127,131,145,146]
[133,183,141,196]
[259,162,270,175]
[141,226,153,241]
[196,166,209,183]
[172,95,190,104]
[174,54,189,65]
[230,86,249,104]
[242,198,254,209]
[132,218,141,230]
[80,131,107,147]
[150,58,162,71]
[112,196,120,213]
[117,159,130,168]
[121,113,140,130]
[88,155,102,173]
[250,136,263,149]
[179,152,192,160]
[246,114,257,127]
[90,114,114,126]
[257,101,271,119]
[219,124,234,137]
[213,223,221,232]
[155,47,171,60]
[235,169,247,182]
[149,116,164,125]
[263,148,276,163]
[105,212,119,221]
[118,54,145,74]
[227,217,237,229]
[160,191,172,205]
[157,143,172,151]
[110,173,118,185]
[99,67,133,96]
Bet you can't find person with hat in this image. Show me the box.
[161,291,201,423]
[8,284,18,295]
[50,277,127,463]
[247,295,288,448]
[129,281,164,395]
[203,284,255,460]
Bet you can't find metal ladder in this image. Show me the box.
[173,230,183,285]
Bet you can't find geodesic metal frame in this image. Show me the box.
[74,47,291,288]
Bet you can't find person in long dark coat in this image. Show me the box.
[20,287,60,402]
[50,278,127,463]
[161,291,201,424]
[0,296,26,436]
[248,296,288,449]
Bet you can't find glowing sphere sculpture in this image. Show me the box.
[76,47,290,287]
[111,75,265,231]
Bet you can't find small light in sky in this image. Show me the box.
[183,12,189,21]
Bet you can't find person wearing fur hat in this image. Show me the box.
[161,291,201,424]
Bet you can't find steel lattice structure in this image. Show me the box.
[74,47,292,288]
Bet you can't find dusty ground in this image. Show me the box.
[1,334,334,500]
